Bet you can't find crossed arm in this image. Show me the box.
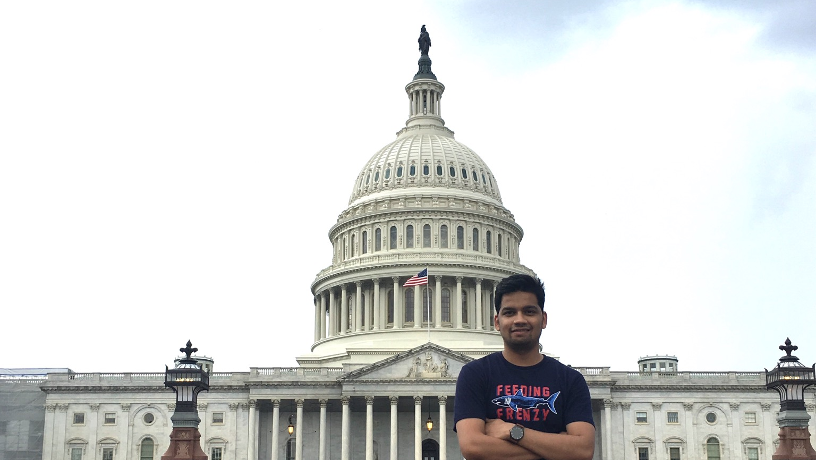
[456,418,595,460]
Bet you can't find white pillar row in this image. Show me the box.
[341,396,351,460]
[319,399,328,460]
[248,400,257,460]
[313,297,320,342]
[414,396,422,460]
[434,276,442,328]
[270,400,280,460]
[602,399,613,460]
[438,396,447,460]
[373,278,381,330]
[319,293,327,339]
[414,285,422,329]
[340,285,348,334]
[475,279,483,330]
[328,290,336,337]
[355,281,363,332]
[365,396,374,460]
[454,277,463,328]
[390,396,399,460]
[392,277,402,329]
[295,399,304,460]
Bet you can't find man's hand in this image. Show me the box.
[484,418,515,441]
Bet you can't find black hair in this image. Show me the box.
[494,274,545,314]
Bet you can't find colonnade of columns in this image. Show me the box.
[314,276,498,341]
[408,86,441,117]
[262,396,449,460]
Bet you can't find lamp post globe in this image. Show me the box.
[765,338,816,460]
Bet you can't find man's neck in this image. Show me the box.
[502,348,543,367]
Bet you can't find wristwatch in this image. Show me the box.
[510,424,524,443]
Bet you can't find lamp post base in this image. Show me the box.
[161,427,208,460]
[773,426,816,460]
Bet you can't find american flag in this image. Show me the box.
[403,268,428,287]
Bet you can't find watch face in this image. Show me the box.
[510,424,524,441]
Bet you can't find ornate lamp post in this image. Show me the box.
[162,341,210,460]
[766,338,816,460]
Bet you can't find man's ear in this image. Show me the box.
[494,314,499,331]
[541,311,548,329]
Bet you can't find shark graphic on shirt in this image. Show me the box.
[491,389,560,414]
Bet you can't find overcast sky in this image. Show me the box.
[2,1,815,373]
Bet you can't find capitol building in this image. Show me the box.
[2,32,814,460]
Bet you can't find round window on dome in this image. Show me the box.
[409,165,416,176]
[143,413,155,425]
[705,412,717,424]
[462,168,468,179]
[423,165,430,176]
[436,165,443,176]
[385,168,391,179]
[449,166,456,177]
[397,166,403,177]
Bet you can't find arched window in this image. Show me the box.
[422,439,439,460]
[449,166,456,177]
[397,165,404,177]
[486,231,492,254]
[343,236,347,259]
[706,438,720,460]
[406,225,414,248]
[140,439,154,460]
[286,438,296,460]
[374,171,380,183]
[390,226,397,249]
[441,288,451,322]
[387,290,394,324]
[473,170,478,182]
[423,164,430,175]
[422,288,433,322]
[462,290,468,324]
[362,231,368,254]
[436,165,443,176]
[456,226,464,249]
[440,225,448,248]
[360,293,366,326]
[472,228,479,251]
[375,228,382,251]
[498,233,502,256]
[462,168,468,179]
[409,165,416,176]
[404,288,415,323]
[423,224,431,248]
[351,234,356,257]
[385,168,391,179]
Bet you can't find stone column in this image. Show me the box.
[761,403,773,460]
[366,396,374,460]
[42,404,56,460]
[355,281,363,332]
[729,402,741,460]
[319,400,328,460]
[328,290,336,337]
[229,403,240,460]
[392,277,402,329]
[475,279,483,329]
[341,396,351,460]
[270,400,280,460]
[88,404,99,460]
[341,284,349,334]
[651,403,662,460]
[454,277,463,328]
[683,403,695,459]
[319,292,327,339]
[439,396,447,460]
[414,285,422,328]
[248,400,257,460]
[295,399,304,460]
[620,402,631,458]
[414,396,422,460]
[314,297,321,342]
[364,286,372,331]
[373,279,381,330]
[603,399,613,460]
[434,276,442,328]
[390,396,399,460]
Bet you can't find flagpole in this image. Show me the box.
[426,267,431,343]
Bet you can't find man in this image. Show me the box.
[454,274,595,460]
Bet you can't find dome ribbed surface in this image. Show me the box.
[349,133,502,206]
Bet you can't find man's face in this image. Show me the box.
[494,291,547,353]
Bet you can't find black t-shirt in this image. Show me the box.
[454,352,594,433]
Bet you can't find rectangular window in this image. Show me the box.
[104,413,116,425]
[102,448,114,460]
[211,447,223,460]
[747,447,759,460]
[636,411,648,423]
[638,447,649,460]
[669,447,680,460]
[212,412,225,424]
[71,448,83,460]
[73,413,85,425]
[744,412,757,424]
[667,411,679,424]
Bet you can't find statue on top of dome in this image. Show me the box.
[418,25,431,56]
